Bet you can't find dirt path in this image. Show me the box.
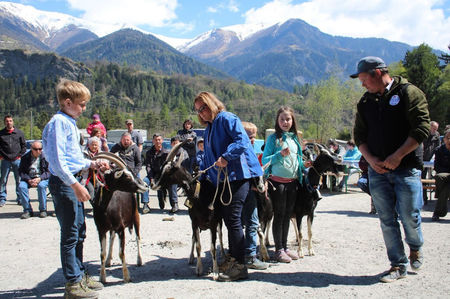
[0,174,449,298]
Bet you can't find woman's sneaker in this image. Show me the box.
[285,249,299,260]
[275,249,291,263]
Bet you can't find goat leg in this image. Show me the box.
[195,228,203,276]
[257,227,270,262]
[210,228,219,281]
[217,221,226,258]
[105,232,115,267]
[307,216,315,256]
[118,230,131,283]
[291,217,304,258]
[100,234,107,284]
[134,212,143,266]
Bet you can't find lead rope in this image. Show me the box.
[208,166,232,210]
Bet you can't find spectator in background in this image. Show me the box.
[357,156,376,214]
[80,137,103,201]
[86,114,106,137]
[326,139,346,191]
[0,115,26,207]
[195,139,204,172]
[110,132,142,177]
[125,119,143,153]
[90,127,109,152]
[338,140,362,191]
[142,133,169,214]
[432,129,450,221]
[167,135,189,214]
[422,121,441,202]
[177,119,197,173]
[18,140,50,219]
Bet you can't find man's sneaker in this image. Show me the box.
[0,201,5,207]
[379,266,407,283]
[275,249,291,263]
[218,260,248,282]
[409,249,424,271]
[245,256,268,270]
[219,254,233,273]
[82,273,104,291]
[64,281,98,298]
[142,204,150,214]
[39,211,47,218]
[285,249,299,260]
[20,212,32,219]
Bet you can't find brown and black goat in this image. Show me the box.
[151,141,225,280]
[91,152,149,284]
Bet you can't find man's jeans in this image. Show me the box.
[142,177,177,206]
[242,190,259,257]
[18,179,49,212]
[369,167,423,268]
[49,175,86,283]
[0,159,21,202]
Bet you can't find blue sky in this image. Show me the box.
[6,0,450,50]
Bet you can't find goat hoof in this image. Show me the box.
[124,277,132,283]
[188,257,194,265]
[309,250,315,256]
[137,257,143,267]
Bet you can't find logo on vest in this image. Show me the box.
[389,95,400,106]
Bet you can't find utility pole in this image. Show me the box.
[30,110,33,140]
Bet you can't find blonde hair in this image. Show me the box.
[241,121,257,138]
[57,79,91,106]
[194,91,225,126]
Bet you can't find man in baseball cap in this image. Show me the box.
[350,56,387,78]
[352,56,430,283]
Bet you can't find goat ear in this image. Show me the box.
[114,169,124,179]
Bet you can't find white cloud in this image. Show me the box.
[207,0,239,14]
[243,0,450,51]
[66,0,185,36]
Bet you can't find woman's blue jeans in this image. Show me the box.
[49,175,86,283]
[368,167,423,268]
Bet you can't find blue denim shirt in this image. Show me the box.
[202,111,263,185]
[42,111,91,186]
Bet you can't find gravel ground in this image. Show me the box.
[0,173,449,299]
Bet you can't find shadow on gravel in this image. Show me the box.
[0,253,379,298]
[316,210,378,218]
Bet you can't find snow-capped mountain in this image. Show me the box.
[0,1,98,51]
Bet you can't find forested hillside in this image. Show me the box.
[0,61,303,140]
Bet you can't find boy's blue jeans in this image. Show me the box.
[368,167,423,268]
[49,175,86,283]
[242,190,259,257]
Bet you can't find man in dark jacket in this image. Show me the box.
[110,132,142,176]
[432,129,450,221]
[422,121,441,201]
[352,56,430,283]
[0,115,26,207]
[18,141,50,219]
[142,133,170,212]
[177,119,197,173]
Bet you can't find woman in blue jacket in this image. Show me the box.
[262,106,311,263]
[194,91,262,282]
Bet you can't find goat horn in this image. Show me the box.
[166,139,188,162]
[93,152,127,169]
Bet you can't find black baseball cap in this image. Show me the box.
[350,56,387,78]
